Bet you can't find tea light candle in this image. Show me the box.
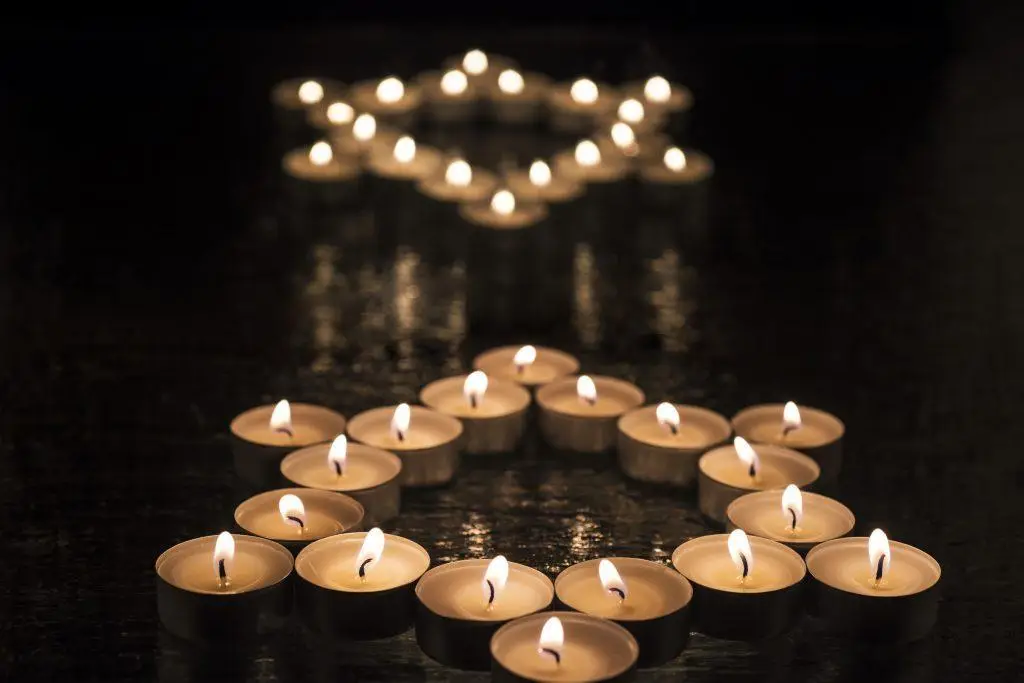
[349,76,422,127]
[329,113,401,158]
[280,436,403,525]
[295,528,431,639]
[271,77,345,127]
[638,146,714,207]
[732,402,845,484]
[459,188,548,230]
[415,556,555,670]
[282,141,362,205]
[347,403,463,487]
[698,437,820,524]
[504,160,585,205]
[419,69,480,123]
[420,371,531,453]
[727,486,855,554]
[229,399,347,488]
[491,612,639,683]
[612,96,664,135]
[155,532,294,642]
[622,75,694,119]
[806,530,941,642]
[617,402,732,487]
[473,345,581,390]
[233,488,365,553]
[553,139,631,185]
[554,558,693,667]
[445,49,518,86]
[536,375,645,453]
[671,531,806,640]
[307,98,356,132]
[366,134,443,183]
[485,69,553,125]
[417,157,499,204]
[547,77,618,134]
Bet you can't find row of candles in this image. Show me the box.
[156,344,940,680]
[274,49,713,228]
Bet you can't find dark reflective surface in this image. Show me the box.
[1,16,1022,682]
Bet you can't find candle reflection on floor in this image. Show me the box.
[573,242,602,349]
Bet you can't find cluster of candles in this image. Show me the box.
[273,48,713,227]
[157,343,940,680]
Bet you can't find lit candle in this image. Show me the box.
[622,75,694,122]
[280,435,404,526]
[350,75,422,127]
[617,402,732,487]
[485,68,553,125]
[155,532,293,642]
[445,48,518,85]
[731,401,845,484]
[415,557,555,670]
[234,488,365,553]
[547,77,619,134]
[419,68,479,123]
[536,375,646,452]
[347,403,463,487]
[458,187,548,230]
[420,371,531,453]
[229,399,347,487]
[672,531,806,640]
[726,485,855,554]
[281,140,362,204]
[366,134,443,182]
[294,529,431,639]
[307,98,355,131]
[417,157,499,204]
[554,138,630,184]
[806,530,941,642]
[554,557,693,667]
[270,77,344,127]
[638,145,715,207]
[472,345,580,390]
[329,113,399,159]
[490,612,639,682]
[503,159,586,205]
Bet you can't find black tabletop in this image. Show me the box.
[1,12,1021,682]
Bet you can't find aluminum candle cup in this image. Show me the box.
[554,143,632,186]
[546,79,619,134]
[295,531,430,639]
[417,163,499,205]
[726,489,855,555]
[458,194,549,230]
[420,375,531,454]
[366,138,443,185]
[229,402,347,488]
[347,405,463,487]
[698,442,820,525]
[234,488,365,554]
[418,70,481,123]
[617,404,732,487]
[638,147,714,209]
[349,77,422,128]
[282,143,362,206]
[280,441,403,526]
[491,611,639,682]
[536,376,645,453]
[806,535,941,642]
[484,71,553,125]
[472,345,580,390]
[672,533,806,640]
[504,164,585,206]
[155,533,294,643]
[554,558,693,667]
[732,403,845,485]
[416,558,555,670]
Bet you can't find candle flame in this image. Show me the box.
[733,436,761,479]
[664,147,686,172]
[528,160,551,187]
[376,77,405,104]
[298,80,324,105]
[356,527,385,579]
[491,189,516,216]
[514,345,537,369]
[463,49,488,75]
[728,529,754,580]
[644,76,671,104]
[482,555,510,607]
[445,159,472,187]
[783,401,802,435]
[498,69,525,95]
[394,136,416,164]
[577,375,597,406]
[278,493,306,531]
[440,69,468,96]
[326,101,354,124]
[570,78,598,105]
[464,370,489,408]
[575,140,601,167]
[656,402,680,435]
[537,616,564,664]
[270,399,293,436]
[391,403,411,442]
[328,434,347,476]
[781,484,803,530]
[610,122,636,150]
[308,141,333,167]
[213,531,235,585]
[599,559,628,602]
[868,528,891,585]
[617,98,645,124]
[352,113,377,142]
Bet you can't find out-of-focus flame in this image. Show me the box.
[356,527,385,579]
[391,403,411,442]
[278,494,306,531]
[482,555,509,607]
[577,375,597,406]
[491,189,516,216]
[664,147,686,172]
[270,399,293,436]
[326,101,354,124]
[463,49,489,75]
[328,434,347,476]
[352,113,377,141]
[394,136,417,164]
[446,159,472,187]
[570,78,598,105]
[868,528,891,585]
[733,436,761,479]
[610,122,636,150]
[599,559,628,602]
[309,142,333,166]
[528,160,551,187]
[376,77,405,104]
[781,484,803,530]
[728,529,754,580]
[617,98,645,124]
[656,402,680,435]
[213,531,235,585]
[575,140,601,167]
[537,616,564,664]
[464,370,489,408]
[644,76,671,103]
[498,69,525,95]
[298,80,324,105]
[440,69,469,96]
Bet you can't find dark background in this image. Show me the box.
[1,3,1022,681]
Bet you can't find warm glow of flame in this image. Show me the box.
[491,189,516,216]
[664,147,686,172]
[528,160,551,187]
[575,140,601,167]
[570,78,598,105]
[656,402,680,433]
[445,159,472,187]
[482,555,510,606]
[309,141,333,166]
[376,77,405,104]
[326,101,354,124]
[514,345,537,368]
[733,436,761,478]
[498,69,525,95]
[270,399,293,434]
[394,136,416,164]
[644,76,671,103]
[391,403,411,441]
[278,494,306,530]
[728,529,754,579]
[599,559,628,602]
[298,80,324,105]
[617,98,645,124]
[782,484,803,529]
[463,49,488,75]
[610,122,636,150]
[464,370,489,407]
[577,375,597,405]
[440,69,469,96]
[352,113,377,141]
[538,616,565,663]
[328,434,347,476]
[868,529,892,584]
[213,531,235,583]
[783,401,802,433]
[356,527,385,578]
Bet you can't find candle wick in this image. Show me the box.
[668,423,678,436]
[609,587,626,602]
[358,557,373,579]
[748,463,757,479]
[469,394,478,409]
[287,515,305,531]
[874,554,886,585]
[396,429,405,443]
[333,460,343,477]
[275,426,294,439]
[515,363,525,375]
[585,396,596,407]
[740,552,749,580]
[486,579,496,606]
[782,424,796,438]
[789,508,798,531]
[218,558,227,584]
[540,648,561,665]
